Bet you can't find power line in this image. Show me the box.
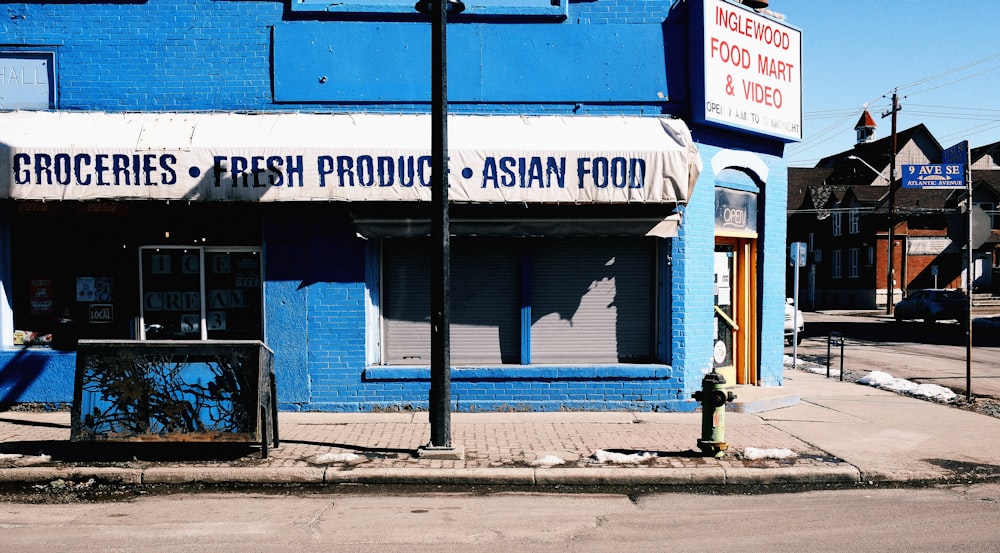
[905,103,1000,114]
[794,53,1000,165]
[787,99,888,164]
[905,110,994,117]
[896,52,1000,90]
[905,64,1000,98]
[939,121,1000,144]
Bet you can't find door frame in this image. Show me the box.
[715,235,758,385]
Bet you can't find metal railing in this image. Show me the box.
[827,331,845,381]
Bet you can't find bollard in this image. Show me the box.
[692,369,736,458]
[827,331,845,381]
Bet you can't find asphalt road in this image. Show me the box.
[2,486,1000,552]
[790,311,1000,400]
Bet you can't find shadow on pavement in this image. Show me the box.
[0,416,70,430]
[923,458,1000,479]
[800,317,1000,347]
[0,440,258,463]
[281,438,418,458]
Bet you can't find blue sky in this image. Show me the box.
[775,1,1000,167]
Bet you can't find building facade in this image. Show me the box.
[1,0,796,412]
[787,115,1000,311]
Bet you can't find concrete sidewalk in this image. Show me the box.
[1,365,998,488]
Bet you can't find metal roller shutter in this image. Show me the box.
[529,238,654,364]
[382,238,520,365]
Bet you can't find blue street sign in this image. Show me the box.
[901,164,965,189]
[789,242,807,267]
[942,141,969,166]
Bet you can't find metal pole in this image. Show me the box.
[966,150,973,403]
[883,91,900,315]
[839,336,844,382]
[826,334,831,379]
[792,254,800,371]
[428,0,451,448]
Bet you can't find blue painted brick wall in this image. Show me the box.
[1,0,788,411]
[672,153,717,398]
[759,156,790,386]
[3,1,282,112]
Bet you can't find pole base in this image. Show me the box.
[697,440,728,458]
[418,443,466,460]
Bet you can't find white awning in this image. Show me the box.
[353,214,683,238]
[0,111,700,204]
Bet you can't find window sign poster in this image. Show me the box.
[205,250,263,340]
[77,276,96,302]
[207,311,228,331]
[89,303,113,324]
[95,276,113,302]
[29,278,53,314]
[151,254,172,274]
[211,254,232,274]
[182,254,201,275]
[179,313,200,335]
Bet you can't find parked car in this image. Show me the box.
[893,289,968,324]
[784,298,804,345]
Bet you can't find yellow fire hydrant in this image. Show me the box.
[692,369,736,458]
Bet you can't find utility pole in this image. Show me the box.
[415,0,464,458]
[882,90,901,315]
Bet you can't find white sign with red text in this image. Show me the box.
[696,0,802,141]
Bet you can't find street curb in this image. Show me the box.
[0,467,143,485]
[141,467,326,485]
[535,467,725,486]
[0,465,865,488]
[723,465,861,485]
[327,467,537,485]
[857,467,954,484]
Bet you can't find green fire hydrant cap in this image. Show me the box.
[702,371,727,385]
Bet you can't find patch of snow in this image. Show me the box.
[742,447,797,460]
[859,370,956,402]
[21,454,52,466]
[589,449,656,464]
[1,453,52,467]
[313,452,364,464]
[530,455,566,467]
[786,356,956,403]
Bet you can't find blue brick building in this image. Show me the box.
[0,0,797,412]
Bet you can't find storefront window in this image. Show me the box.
[11,203,138,348]
[10,203,262,348]
[140,247,263,341]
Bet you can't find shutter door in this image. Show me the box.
[450,241,520,364]
[382,239,519,365]
[530,238,653,364]
[382,240,431,364]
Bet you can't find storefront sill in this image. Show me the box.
[363,364,672,381]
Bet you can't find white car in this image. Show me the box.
[784,298,804,345]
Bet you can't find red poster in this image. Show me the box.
[29,278,53,315]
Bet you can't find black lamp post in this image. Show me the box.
[415,0,463,454]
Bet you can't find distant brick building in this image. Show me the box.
[787,113,1000,311]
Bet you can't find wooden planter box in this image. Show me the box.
[72,340,278,457]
